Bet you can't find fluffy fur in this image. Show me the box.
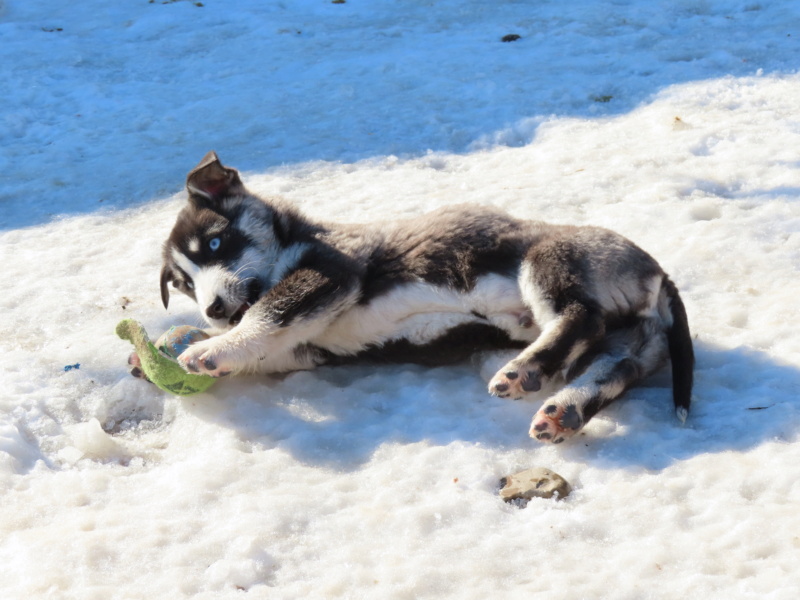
[160,151,694,443]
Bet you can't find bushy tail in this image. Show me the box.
[664,278,694,423]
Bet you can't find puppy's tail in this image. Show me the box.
[663,277,694,423]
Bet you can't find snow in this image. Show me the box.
[1,0,800,598]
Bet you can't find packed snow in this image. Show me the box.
[2,1,800,598]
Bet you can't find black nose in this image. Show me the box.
[205,296,226,319]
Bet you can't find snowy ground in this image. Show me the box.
[2,1,800,598]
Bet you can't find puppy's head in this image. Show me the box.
[160,151,288,329]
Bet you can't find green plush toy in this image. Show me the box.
[116,318,216,396]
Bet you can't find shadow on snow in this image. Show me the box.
[179,339,800,473]
[3,1,799,230]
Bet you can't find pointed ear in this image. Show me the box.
[186,151,243,202]
[160,264,172,309]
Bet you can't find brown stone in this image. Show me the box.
[499,467,571,503]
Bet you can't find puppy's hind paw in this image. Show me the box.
[488,366,541,399]
[529,404,583,444]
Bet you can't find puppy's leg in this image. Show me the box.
[488,301,604,398]
[528,355,636,443]
[178,318,327,376]
[179,267,358,377]
[530,319,669,443]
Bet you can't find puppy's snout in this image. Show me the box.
[205,296,226,320]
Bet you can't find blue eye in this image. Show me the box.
[209,237,221,252]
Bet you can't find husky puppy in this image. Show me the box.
[159,152,694,443]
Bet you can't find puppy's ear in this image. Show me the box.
[186,151,243,203]
[160,264,172,309]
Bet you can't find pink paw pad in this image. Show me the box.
[529,404,583,444]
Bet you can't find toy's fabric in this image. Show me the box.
[116,319,216,396]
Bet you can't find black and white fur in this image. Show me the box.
[160,151,694,444]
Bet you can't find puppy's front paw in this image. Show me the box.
[529,404,583,444]
[177,338,234,378]
[128,351,149,381]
